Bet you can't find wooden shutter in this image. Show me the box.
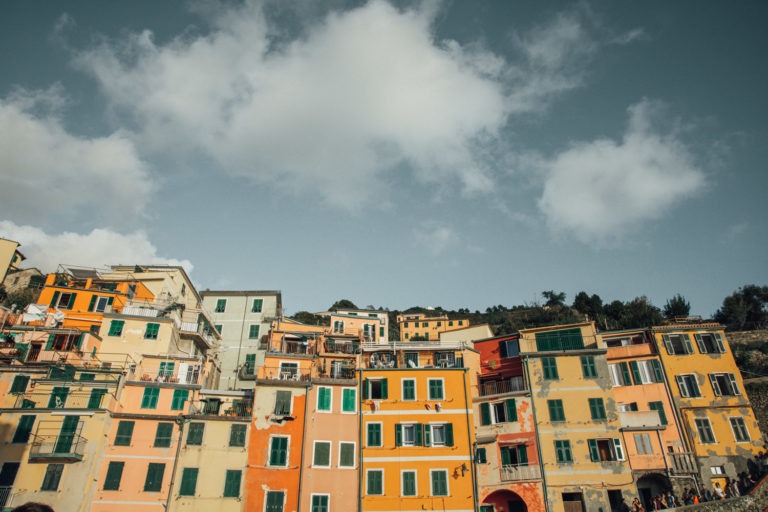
[480,403,491,425]
[709,374,721,396]
[662,334,674,355]
[475,447,487,464]
[505,399,518,422]
[588,439,599,461]
[714,333,726,353]
[395,424,402,446]
[88,295,97,311]
[629,361,642,384]
[650,359,664,382]
[445,423,454,447]
[694,334,707,353]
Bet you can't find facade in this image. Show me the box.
[519,323,636,512]
[201,290,282,390]
[397,313,469,342]
[473,334,546,512]
[652,322,764,489]
[330,309,389,343]
[2,268,44,296]
[360,340,480,512]
[0,238,24,284]
[441,324,494,343]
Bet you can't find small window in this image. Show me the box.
[171,389,189,411]
[10,375,30,393]
[41,463,64,491]
[214,324,223,335]
[317,387,332,412]
[367,469,383,495]
[588,398,606,420]
[48,387,68,408]
[402,470,417,496]
[179,468,198,496]
[367,423,382,447]
[12,415,36,443]
[548,400,565,422]
[252,299,263,312]
[648,401,668,425]
[694,332,726,354]
[588,439,625,461]
[402,379,416,401]
[695,418,716,444]
[265,490,285,512]
[223,469,242,498]
[581,355,597,378]
[730,417,750,442]
[187,423,205,445]
[229,424,247,447]
[274,390,292,416]
[364,379,388,399]
[269,436,289,466]
[215,299,227,313]
[676,374,701,398]
[311,495,329,512]
[339,442,355,468]
[428,379,444,400]
[430,469,449,496]
[662,333,693,355]
[108,320,124,337]
[709,373,740,396]
[341,388,356,413]
[426,424,453,447]
[313,441,331,467]
[144,323,160,340]
[141,388,160,409]
[114,421,135,446]
[154,423,174,448]
[542,357,558,380]
[103,461,124,491]
[144,463,165,492]
[634,433,653,455]
[248,324,260,339]
[555,440,572,463]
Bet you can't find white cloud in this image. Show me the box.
[538,100,706,244]
[0,221,193,274]
[74,1,597,209]
[0,88,152,227]
[412,222,459,256]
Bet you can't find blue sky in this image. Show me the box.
[1,0,766,317]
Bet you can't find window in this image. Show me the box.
[404,352,419,367]
[475,447,487,463]
[214,324,223,335]
[10,375,30,393]
[317,387,332,412]
[144,463,165,492]
[88,295,113,312]
[154,423,174,447]
[695,418,716,444]
[555,440,572,463]
[215,299,226,313]
[430,469,449,496]
[402,470,417,496]
[581,355,597,378]
[103,461,124,490]
[313,441,331,467]
[730,417,750,442]
[364,378,388,399]
[339,442,355,468]
[367,469,383,495]
[634,434,653,455]
[87,389,107,409]
[426,423,453,447]
[41,464,64,491]
[265,491,285,512]
[694,332,725,354]
[500,445,528,466]
[662,333,693,355]
[609,363,632,387]
[396,423,422,447]
[480,399,517,425]
[248,324,260,339]
[548,399,565,422]
[141,387,160,409]
[51,291,77,310]
[311,495,329,512]
[535,328,584,351]
[676,374,701,398]
[333,320,344,333]
[171,389,189,411]
[269,436,288,466]
[144,323,160,340]
[12,415,36,443]
[158,362,175,378]
[588,398,606,420]
[367,423,382,447]
[108,320,124,337]
[617,402,638,412]
[274,390,292,416]
[500,339,519,358]
[48,386,68,408]
[243,354,256,375]
[709,373,740,396]
[588,439,625,461]
[542,357,558,379]
[229,424,247,447]
[342,388,356,413]
[114,421,134,446]
[187,423,204,445]
[648,402,668,425]
[428,379,444,400]
[224,469,241,498]
[402,379,416,401]
[179,468,198,496]
[480,506,495,512]
[252,299,263,312]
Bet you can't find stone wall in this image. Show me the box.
[728,330,768,345]
[669,474,768,512]
[744,380,768,440]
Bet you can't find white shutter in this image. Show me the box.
[708,374,721,396]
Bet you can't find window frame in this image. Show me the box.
[430,469,449,497]
[341,388,356,413]
[580,355,597,378]
[41,463,64,491]
[114,420,135,446]
[695,418,716,444]
[108,320,124,337]
[187,422,205,446]
[367,422,383,447]
[729,417,751,442]
[141,387,160,409]
[248,324,260,339]
[588,398,607,420]
[676,374,702,398]
[312,440,332,468]
[144,323,160,340]
[634,433,653,455]
[310,494,330,512]
[252,299,263,313]
[402,378,417,401]
[317,386,332,412]
[178,467,199,497]
[338,441,356,468]
[555,440,572,463]
[542,357,559,380]
[229,424,247,447]
[548,399,565,422]
[154,422,174,448]
[223,469,242,498]
[103,461,124,491]
[268,435,289,467]
[144,462,165,492]
[427,378,445,400]
[215,299,227,313]
[265,490,285,512]
[401,470,417,497]
[366,469,384,495]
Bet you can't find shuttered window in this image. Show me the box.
[223,470,241,498]
[154,423,174,447]
[179,468,198,496]
[103,461,124,490]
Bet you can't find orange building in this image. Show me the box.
[397,313,469,342]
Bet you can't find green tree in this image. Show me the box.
[572,292,603,320]
[329,299,358,311]
[1,288,37,311]
[290,311,328,326]
[542,291,566,308]
[620,296,663,329]
[663,294,691,318]
[714,285,768,331]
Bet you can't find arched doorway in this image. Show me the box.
[637,473,672,511]
[482,489,527,512]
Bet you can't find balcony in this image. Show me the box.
[323,339,360,355]
[500,464,541,482]
[667,452,698,474]
[128,360,203,386]
[1,485,14,509]
[618,410,662,430]
[479,376,527,397]
[29,433,87,463]
[179,320,217,349]
[188,399,252,418]
[258,365,312,383]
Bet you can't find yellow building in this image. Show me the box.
[397,313,469,342]
[519,323,637,512]
[360,340,479,512]
[0,238,25,284]
[652,322,764,488]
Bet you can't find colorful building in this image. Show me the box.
[397,313,469,342]
[329,309,389,343]
[0,238,24,283]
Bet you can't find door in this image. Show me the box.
[54,416,79,453]
[0,462,20,507]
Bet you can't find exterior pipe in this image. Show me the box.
[358,367,364,512]
[165,415,188,511]
[462,365,479,512]
[523,354,551,512]
[297,384,309,512]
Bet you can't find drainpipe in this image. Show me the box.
[358,367,364,512]
[461,366,479,512]
[523,354,551,512]
[233,296,249,390]
[165,415,188,511]
[297,384,309,512]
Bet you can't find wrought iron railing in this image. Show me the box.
[479,376,526,396]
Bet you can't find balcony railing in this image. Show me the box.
[479,376,526,396]
[189,399,252,418]
[500,464,541,481]
[130,363,202,385]
[259,365,312,382]
[29,434,87,462]
[0,485,13,509]
[667,452,697,474]
[618,410,662,429]
[316,366,357,380]
[180,321,217,347]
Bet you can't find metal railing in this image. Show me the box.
[0,485,13,509]
[667,452,697,474]
[259,365,312,382]
[188,400,252,418]
[500,464,541,481]
[29,434,87,461]
[479,376,526,396]
[316,367,357,380]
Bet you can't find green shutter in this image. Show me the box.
[103,461,124,490]
[649,401,668,425]
[88,295,97,311]
[588,439,599,461]
[381,379,388,398]
[414,423,423,446]
[171,389,189,411]
[87,389,107,409]
[629,361,642,384]
[187,423,204,445]
[445,423,454,447]
[229,424,246,447]
[650,359,664,382]
[223,470,241,498]
[500,447,512,465]
[395,424,402,446]
[682,335,694,354]
[480,403,491,425]
[49,291,60,308]
[144,463,165,492]
[154,422,174,447]
[67,293,77,309]
[505,399,517,422]
[714,333,726,353]
[45,334,55,350]
[10,375,30,393]
[424,425,431,446]
[363,379,370,399]
[141,388,160,409]
[619,362,631,386]
[12,415,36,443]
[342,388,356,412]
[475,447,487,464]
[266,491,285,512]
[179,468,198,496]
[517,445,528,465]
[662,334,674,354]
